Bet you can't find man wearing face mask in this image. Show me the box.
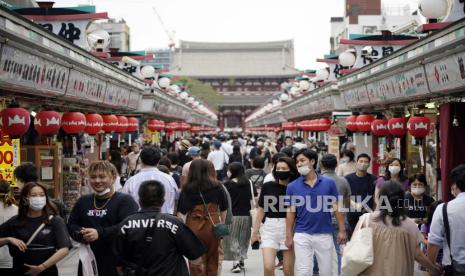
[285,149,346,276]
[68,161,138,276]
[344,153,377,238]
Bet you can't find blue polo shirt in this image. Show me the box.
[286,175,339,234]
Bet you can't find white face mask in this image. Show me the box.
[96,188,111,196]
[298,166,311,176]
[357,163,369,172]
[227,171,232,179]
[411,187,425,196]
[28,196,46,211]
[257,142,264,147]
[389,165,401,175]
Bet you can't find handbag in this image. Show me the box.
[79,244,98,276]
[249,180,258,229]
[341,213,374,276]
[443,202,465,275]
[199,191,230,238]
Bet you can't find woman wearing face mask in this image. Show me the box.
[0,182,71,276]
[67,161,138,276]
[405,174,434,224]
[374,158,408,207]
[251,157,299,276]
[336,150,356,176]
[223,162,257,273]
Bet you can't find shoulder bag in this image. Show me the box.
[249,180,258,229]
[23,215,57,268]
[199,191,230,238]
[443,202,465,275]
[341,213,374,276]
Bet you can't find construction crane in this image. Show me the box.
[152,7,176,50]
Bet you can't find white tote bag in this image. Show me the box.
[79,244,99,276]
[341,213,374,276]
[249,180,257,228]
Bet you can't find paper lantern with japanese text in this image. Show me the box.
[165,122,180,131]
[126,117,139,132]
[388,117,407,136]
[84,114,103,135]
[371,119,389,136]
[1,107,30,136]
[62,112,86,134]
[316,118,332,132]
[115,116,128,133]
[345,115,358,132]
[408,116,431,138]
[147,120,165,131]
[102,115,118,133]
[356,114,375,132]
[282,122,297,131]
[34,111,60,135]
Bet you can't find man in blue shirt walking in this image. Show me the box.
[285,149,347,276]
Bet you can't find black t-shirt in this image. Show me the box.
[177,186,228,215]
[114,210,206,276]
[0,215,72,275]
[224,180,254,216]
[405,193,434,219]
[258,182,287,219]
[67,192,138,276]
[245,169,267,190]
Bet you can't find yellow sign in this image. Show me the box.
[0,139,20,186]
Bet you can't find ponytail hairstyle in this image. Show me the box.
[376,180,406,226]
[0,180,16,206]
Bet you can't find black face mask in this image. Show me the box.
[275,170,291,180]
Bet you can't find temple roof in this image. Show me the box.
[170,40,299,78]
[221,94,272,106]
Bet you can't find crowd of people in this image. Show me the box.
[0,133,464,276]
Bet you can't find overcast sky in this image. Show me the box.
[53,0,420,69]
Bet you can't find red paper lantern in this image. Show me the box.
[166,122,180,131]
[126,117,139,132]
[34,111,60,136]
[147,120,165,131]
[371,119,389,136]
[356,114,375,132]
[1,107,30,136]
[408,117,431,138]
[346,115,358,132]
[102,115,118,133]
[62,112,86,134]
[84,114,103,135]
[282,122,296,131]
[180,122,191,131]
[191,126,201,133]
[115,116,128,133]
[316,118,332,132]
[388,117,407,136]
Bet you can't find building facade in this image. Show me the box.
[170,40,299,130]
[142,48,172,70]
[93,18,130,52]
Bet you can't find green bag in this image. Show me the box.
[199,191,230,238]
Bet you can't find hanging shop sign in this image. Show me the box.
[65,69,106,103]
[0,139,20,186]
[366,66,430,105]
[344,44,406,69]
[0,45,68,96]
[104,82,131,108]
[425,51,465,94]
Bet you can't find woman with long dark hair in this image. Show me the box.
[0,180,18,275]
[223,162,256,272]
[251,157,299,276]
[0,182,71,276]
[374,158,409,207]
[352,181,440,275]
[229,145,244,164]
[177,159,228,276]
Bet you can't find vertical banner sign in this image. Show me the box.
[117,134,121,148]
[152,134,155,145]
[72,137,77,156]
[364,133,368,148]
[128,134,132,146]
[90,136,95,154]
[419,146,425,167]
[353,134,357,146]
[106,135,110,149]
[395,138,401,159]
[0,139,20,186]
[379,138,385,160]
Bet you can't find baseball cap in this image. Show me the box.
[213,140,222,149]
[186,146,201,156]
